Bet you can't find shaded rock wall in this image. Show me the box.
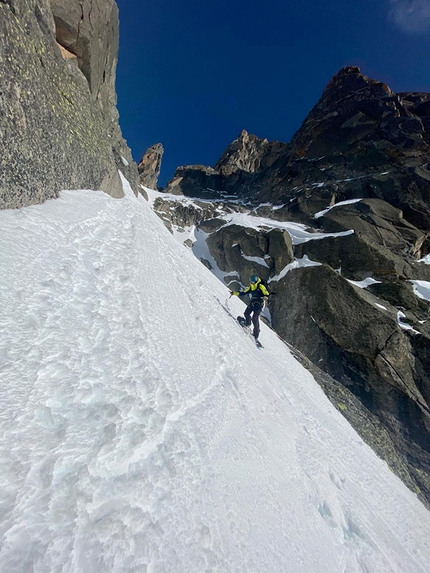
[0,0,138,209]
[270,265,430,503]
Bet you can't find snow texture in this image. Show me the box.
[269,256,322,283]
[1,175,430,573]
[144,188,355,246]
[314,199,363,219]
[410,279,430,302]
[397,311,421,335]
[347,277,381,289]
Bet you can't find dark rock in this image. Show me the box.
[295,198,430,281]
[206,225,270,280]
[165,165,224,198]
[269,264,430,501]
[164,130,289,200]
[266,229,294,275]
[198,218,227,233]
[368,280,430,320]
[291,66,411,157]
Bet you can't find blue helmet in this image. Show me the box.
[250,275,259,284]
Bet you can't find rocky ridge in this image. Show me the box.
[149,67,430,506]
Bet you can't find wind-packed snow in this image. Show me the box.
[269,256,322,283]
[1,176,430,573]
[144,188,355,246]
[397,311,421,335]
[410,279,430,302]
[221,212,355,245]
[314,199,363,219]
[347,277,381,289]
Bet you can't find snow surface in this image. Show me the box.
[144,188,355,246]
[1,176,430,573]
[396,311,421,335]
[269,256,322,283]
[347,277,381,289]
[410,279,430,303]
[217,212,355,245]
[314,199,363,219]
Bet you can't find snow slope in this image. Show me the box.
[1,176,429,573]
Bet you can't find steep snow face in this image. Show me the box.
[0,176,430,573]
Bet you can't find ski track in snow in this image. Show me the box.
[0,177,430,572]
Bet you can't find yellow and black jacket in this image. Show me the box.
[233,278,269,302]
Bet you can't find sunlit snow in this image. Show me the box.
[144,188,355,245]
[314,199,363,219]
[410,279,430,302]
[347,277,381,289]
[269,256,322,283]
[1,176,430,572]
[397,311,421,335]
[222,212,354,245]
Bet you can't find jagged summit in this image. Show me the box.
[291,64,424,159]
[214,129,270,173]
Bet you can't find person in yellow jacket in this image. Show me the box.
[231,275,269,340]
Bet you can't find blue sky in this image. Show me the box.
[115,0,430,186]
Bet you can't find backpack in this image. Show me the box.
[259,278,269,293]
[259,278,276,297]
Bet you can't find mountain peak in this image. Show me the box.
[214,130,271,174]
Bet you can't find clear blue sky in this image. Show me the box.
[115,0,430,186]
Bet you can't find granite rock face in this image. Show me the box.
[138,143,164,189]
[0,0,138,209]
[165,66,430,227]
[153,66,430,506]
[164,129,289,199]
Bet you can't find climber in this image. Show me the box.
[230,275,269,340]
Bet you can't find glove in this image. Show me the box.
[230,290,239,296]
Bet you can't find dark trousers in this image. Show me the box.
[244,301,263,338]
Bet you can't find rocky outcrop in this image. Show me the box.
[164,130,289,199]
[270,265,430,502]
[284,66,430,229]
[295,199,430,282]
[206,225,294,284]
[0,0,138,209]
[138,143,164,189]
[215,129,285,173]
[165,67,430,228]
[152,66,430,506]
[291,66,421,156]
